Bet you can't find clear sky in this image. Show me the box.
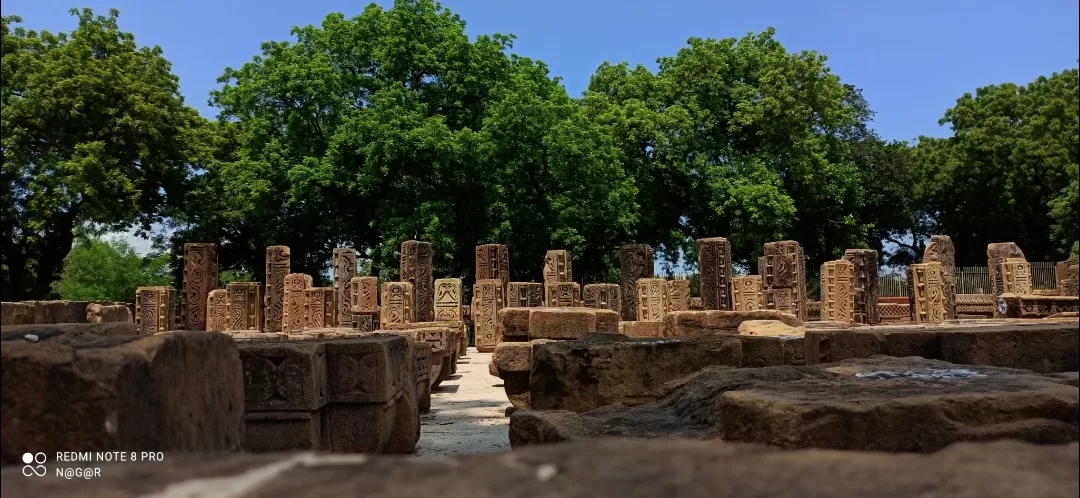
[4,0,1078,256]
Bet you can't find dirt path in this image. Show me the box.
[415,349,513,456]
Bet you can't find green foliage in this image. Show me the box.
[914,68,1079,264]
[54,237,170,301]
[1,9,207,299]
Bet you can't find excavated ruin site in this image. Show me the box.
[2,239,1078,497]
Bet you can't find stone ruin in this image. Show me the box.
[2,236,1077,497]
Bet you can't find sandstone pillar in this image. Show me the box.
[225,282,262,331]
[206,289,228,332]
[507,282,544,307]
[636,278,670,322]
[843,249,881,324]
[1058,255,1079,297]
[543,250,573,283]
[908,262,947,323]
[135,286,176,335]
[475,244,510,289]
[761,240,807,320]
[697,238,733,310]
[434,278,463,322]
[819,260,855,323]
[332,248,358,327]
[619,244,654,321]
[988,242,1026,309]
[182,243,219,331]
[400,241,434,322]
[921,236,954,319]
[666,279,691,313]
[545,282,581,308]
[304,287,336,329]
[732,276,764,311]
[473,279,505,352]
[584,283,621,313]
[381,282,415,327]
[283,273,312,334]
[264,246,291,333]
[998,258,1032,295]
[348,276,379,331]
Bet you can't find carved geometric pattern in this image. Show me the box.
[264,245,291,333]
[348,276,379,314]
[182,243,218,331]
[475,244,510,289]
[226,282,262,331]
[619,244,654,321]
[206,289,229,331]
[507,282,544,307]
[921,236,954,319]
[843,249,881,324]
[878,302,912,323]
[987,242,1025,316]
[400,240,434,322]
[819,260,854,323]
[350,312,377,332]
[434,278,463,322]
[135,286,176,335]
[380,282,415,327]
[1057,256,1079,297]
[998,258,1032,295]
[636,278,669,322]
[304,287,336,329]
[283,273,312,334]
[805,301,821,321]
[332,248,358,328]
[665,279,691,313]
[697,237,733,310]
[543,250,572,284]
[956,293,995,315]
[731,276,763,311]
[473,279,505,352]
[583,283,620,312]
[762,240,806,320]
[241,356,308,403]
[545,282,581,308]
[908,262,947,323]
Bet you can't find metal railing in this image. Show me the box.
[878,263,1058,297]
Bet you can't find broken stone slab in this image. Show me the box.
[371,327,453,389]
[663,310,802,337]
[490,339,555,409]
[230,332,290,342]
[529,334,743,412]
[618,320,663,338]
[511,356,1078,452]
[805,320,1080,373]
[85,303,134,323]
[1,330,244,465]
[2,299,129,325]
[499,307,620,342]
[737,319,803,336]
[1,321,137,341]
[999,293,1079,318]
[3,439,1076,498]
[384,322,461,376]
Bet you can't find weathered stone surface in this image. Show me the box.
[999,293,1080,318]
[761,240,807,320]
[738,320,802,337]
[619,244,654,321]
[303,287,336,329]
[1,322,138,340]
[86,303,133,323]
[879,301,911,323]
[545,281,581,307]
[543,250,573,283]
[666,279,691,312]
[380,282,415,327]
[805,320,1080,373]
[999,258,1032,295]
[819,260,854,323]
[380,325,457,388]
[349,276,379,314]
[498,307,532,341]
[226,282,263,331]
[522,307,620,340]
[738,335,806,368]
[350,312,377,332]
[636,278,669,321]
[988,242,1026,316]
[731,275,763,311]
[957,293,995,316]
[844,248,881,323]
[908,262,947,323]
[239,341,328,413]
[1058,255,1079,297]
[473,279,505,352]
[475,243,510,289]
[2,300,127,325]
[697,237,733,310]
[583,283,621,313]
[283,273,312,334]
[493,341,534,373]
[434,278,463,321]
[264,245,291,333]
[507,282,544,307]
[805,300,821,321]
[206,289,229,331]
[1,330,244,465]
[182,242,219,331]
[4,439,1079,498]
[529,334,743,412]
[689,297,704,310]
[618,320,663,338]
[135,286,177,335]
[229,332,289,342]
[512,357,1078,453]
[332,248,358,327]
[663,310,802,337]
[400,240,434,322]
[922,236,955,319]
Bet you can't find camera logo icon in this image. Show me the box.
[21,452,47,477]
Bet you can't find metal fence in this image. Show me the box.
[878,262,1058,297]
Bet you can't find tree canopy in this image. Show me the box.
[2,1,1077,300]
[54,236,170,301]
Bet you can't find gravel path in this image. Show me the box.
[415,349,513,456]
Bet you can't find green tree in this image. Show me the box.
[54,237,170,301]
[915,68,1079,264]
[171,0,637,287]
[583,29,875,271]
[1,9,208,300]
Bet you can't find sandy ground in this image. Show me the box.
[415,349,513,456]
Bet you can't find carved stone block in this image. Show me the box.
[350,312,378,333]
[843,249,881,324]
[987,242,1025,316]
[400,240,434,322]
[206,289,229,331]
[475,244,510,289]
[636,278,670,322]
[583,283,621,313]
[731,276,763,312]
[805,301,821,321]
[239,341,328,412]
[226,282,262,331]
[878,302,911,323]
[323,336,405,405]
[819,260,854,323]
[998,294,1080,318]
[473,279,506,352]
[998,258,1032,295]
[507,282,544,308]
[545,282,581,308]
[332,248,358,328]
[921,237,954,319]
[381,282,415,327]
[434,278,463,322]
[304,288,336,329]
[697,237,733,310]
[666,280,691,313]
[135,286,177,335]
[689,297,704,310]
[182,243,218,331]
[283,273,312,335]
[956,293,995,316]
[619,244,655,321]
[264,246,291,333]
[543,250,572,284]
[761,240,806,321]
[1057,256,1079,296]
[349,276,379,314]
[908,262,947,323]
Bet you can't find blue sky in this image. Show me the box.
[5,0,1079,257]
